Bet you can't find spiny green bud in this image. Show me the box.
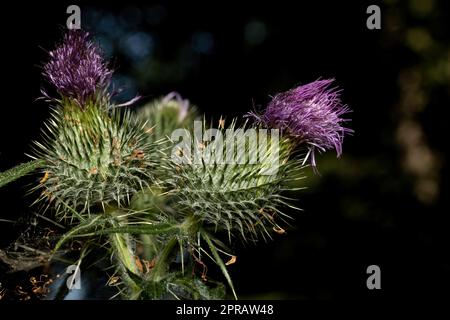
[32,100,164,219]
[136,92,197,143]
[168,120,303,242]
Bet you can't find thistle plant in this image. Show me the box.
[0,30,352,300]
[31,30,163,220]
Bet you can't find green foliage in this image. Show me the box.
[201,230,237,299]
[3,29,325,301]
[18,92,306,301]
[140,272,226,300]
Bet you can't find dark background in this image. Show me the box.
[0,0,449,300]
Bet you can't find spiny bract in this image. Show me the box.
[169,121,304,242]
[32,100,164,219]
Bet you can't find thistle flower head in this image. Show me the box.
[253,79,352,167]
[170,120,301,243]
[161,92,190,123]
[32,102,163,219]
[43,30,112,105]
[136,92,197,147]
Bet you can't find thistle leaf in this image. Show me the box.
[201,230,237,300]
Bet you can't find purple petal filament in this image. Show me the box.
[255,79,353,165]
[43,30,112,105]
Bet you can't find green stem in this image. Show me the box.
[109,211,142,299]
[140,234,158,260]
[119,264,142,300]
[150,237,178,282]
[110,233,142,299]
[0,160,43,188]
[111,232,139,275]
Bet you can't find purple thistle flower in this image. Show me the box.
[162,92,190,122]
[43,30,112,106]
[253,79,353,167]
